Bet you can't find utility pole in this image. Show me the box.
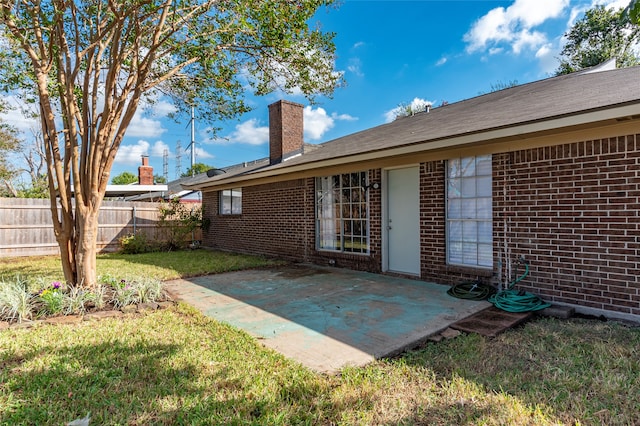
[190,106,196,176]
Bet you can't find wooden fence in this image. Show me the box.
[0,198,200,258]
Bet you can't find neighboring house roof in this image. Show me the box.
[91,184,168,198]
[189,65,640,191]
[125,175,198,202]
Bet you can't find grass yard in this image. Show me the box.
[0,250,282,286]
[1,252,639,425]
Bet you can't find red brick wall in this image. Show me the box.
[495,134,640,317]
[202,169,382,272]
[202,179,311,260]
[203,133,640,317]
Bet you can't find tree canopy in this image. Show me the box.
[111,171,138,185]
[0,0,342,287]
[556,5,640,75]
[181,163,213,178]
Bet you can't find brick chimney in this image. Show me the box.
[269,100,304,165]
[138,155,154,185]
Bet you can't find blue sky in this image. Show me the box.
[5,0,632,183]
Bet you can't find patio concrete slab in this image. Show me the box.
[164,265,490,373]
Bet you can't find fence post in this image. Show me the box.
[133,205,137,234]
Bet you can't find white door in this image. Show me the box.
[386,167,420,275]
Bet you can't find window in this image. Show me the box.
[220,188,242,215]
[316,172,369,254]
[446,155,492,268]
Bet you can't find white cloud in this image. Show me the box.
[150,140,171,157]
[347,57,364,77]
[230,119,270,146]
[535,43,560,74]
[384,98,434,123]
[115,140,171,166]
[125,114,166,138]
[148,99,177,117]
[464,0,569,54]
[304,106,334,141]
[195,147,215,160]
[332,112,357,122]
[115,140,151,166]
[435,57,448,66]
[125,96,176,138]
[0,96,40,134]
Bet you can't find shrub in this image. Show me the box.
[0,276,35,322]
[158,198,208,250]
[118,232,154,254]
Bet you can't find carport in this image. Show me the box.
[164,265,489,374]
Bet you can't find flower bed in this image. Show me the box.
[0,274,169,323]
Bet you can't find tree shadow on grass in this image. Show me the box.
[0,314,335,425]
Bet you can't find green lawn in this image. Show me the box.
[0,250,282,286]
[1,252,639,425]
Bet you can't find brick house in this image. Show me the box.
[189,65,640,322]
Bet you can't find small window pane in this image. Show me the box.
[461,157,475,177]
[449,242,462,264]
[476,198,492,219]
[449,221,462,241]
[448,199,462,219]
[462,243,478,264]
[478,221,492,243]
[477,176,492,197]
[448,178,461,198]
[476,155,492,176]
[448,158,461,178]
[461,199,476,219]
[462,221,478,243]
[462,178,476,197]
[478,243,493,267]
[220,192,231,215]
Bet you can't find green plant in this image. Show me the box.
[89,284,108,310]
[158,198,207,250]
[63,285,94,315]
[118,232,154,254]
[37,281,65,315]
[135,278,165,304]
[109,280,138,308]
[0,276,35,322]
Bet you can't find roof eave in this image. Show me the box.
[188,102,640,191]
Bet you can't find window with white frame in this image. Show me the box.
[316,172,369,254]
[446,155,492,268]
[220,188,242,215]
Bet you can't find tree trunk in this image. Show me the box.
[75,206,99,288]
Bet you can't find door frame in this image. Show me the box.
[382,165,421,275]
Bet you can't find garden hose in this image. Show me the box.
[488,261,551,313]
[446,280,496,301]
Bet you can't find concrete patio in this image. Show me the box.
[164,265,490,374]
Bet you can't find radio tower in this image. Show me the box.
[163,148,169,182]
[175,140,182,178]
